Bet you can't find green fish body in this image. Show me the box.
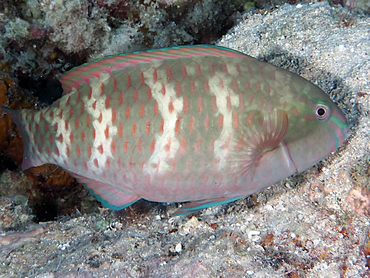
[3,45,349,215]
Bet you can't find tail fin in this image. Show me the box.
[2,106,41,170]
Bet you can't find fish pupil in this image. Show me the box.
[317,108,326,116]
[315,104,330,120]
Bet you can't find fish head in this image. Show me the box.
[233,72,350,192]
[281,78,349,173]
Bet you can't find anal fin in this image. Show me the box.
[72,174,140,210]
[172,197,241,216]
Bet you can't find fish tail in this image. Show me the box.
[2,106,42,170]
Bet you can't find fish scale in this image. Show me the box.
[3,45,349,215]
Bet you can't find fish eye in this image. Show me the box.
[315,104,330,120]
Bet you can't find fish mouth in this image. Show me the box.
[280,140,299,174]
[329,110,350,150]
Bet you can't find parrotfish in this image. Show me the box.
[3,45,349,215]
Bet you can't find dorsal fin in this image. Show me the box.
[59,45,246,94]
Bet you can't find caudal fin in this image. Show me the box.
[2,106,43,170]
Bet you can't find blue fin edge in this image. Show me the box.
[172,197,241,216]
[85,187,139,211]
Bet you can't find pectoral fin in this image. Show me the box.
[229,109,289,176]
